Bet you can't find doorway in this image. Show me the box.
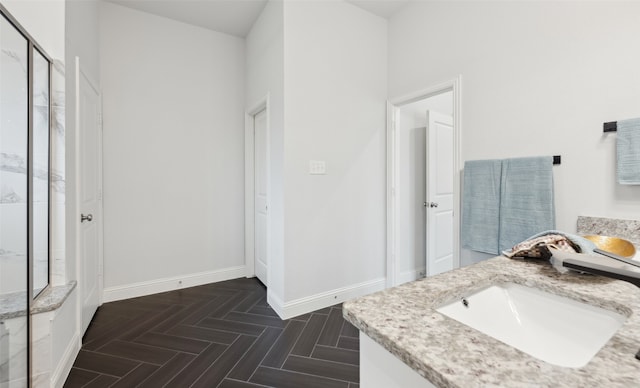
[386,77,461,287]
[244,97,270,287]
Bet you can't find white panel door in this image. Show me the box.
[426,110,454,276]
[78,61,102,335]
[254,109,268,286]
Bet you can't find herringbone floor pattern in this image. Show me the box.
[64,278,360,388]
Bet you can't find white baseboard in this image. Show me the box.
[52,332,80,388]
[397,268,425,285]
[103,266,246,303]
[268,277,386,320]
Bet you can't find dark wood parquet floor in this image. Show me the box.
[64,278,360,388]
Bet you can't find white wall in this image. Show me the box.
[397,91,452,283]
[100,2,245,291]
[65,0,100,288]
[389,1,640,263]
[282,1,387,301]
[2,0,64,59]
[65,0,100,85]
[245,0,285,303]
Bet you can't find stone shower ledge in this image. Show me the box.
[0,281,76,320]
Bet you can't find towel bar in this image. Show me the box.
[604,121,617,132]
[553,155,561,165]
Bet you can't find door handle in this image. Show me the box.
[429,202,438,208]
[81,213,93,223]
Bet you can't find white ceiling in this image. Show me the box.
[345,0,409,20]
[105,0,410,38]
[106,0,269,37]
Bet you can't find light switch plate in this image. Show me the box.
[309,160,326,175]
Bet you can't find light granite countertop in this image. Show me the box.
[343,256,640,387]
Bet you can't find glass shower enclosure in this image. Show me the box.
[0,5,52,387]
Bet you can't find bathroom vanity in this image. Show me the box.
[343,255,640,387]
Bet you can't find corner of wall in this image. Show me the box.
[102,266,247,303]
[271,277,386,320]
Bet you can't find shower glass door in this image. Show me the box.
[0,11,29,388]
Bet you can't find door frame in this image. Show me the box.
[244,94,270,282]
[74,56,104,333]
[386,76,462,287]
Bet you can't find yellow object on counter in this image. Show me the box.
[582,235,636,258]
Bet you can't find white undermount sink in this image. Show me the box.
[436,283,626,368]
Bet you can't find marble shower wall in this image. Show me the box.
[0,317,27,387]
[0,21,29,388]
[33,49,51,295]
[0,54,65,388]
[0,52,65,294]
[51,59,65,287]
[0,30,29,296]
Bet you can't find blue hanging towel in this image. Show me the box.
[498,156,555,253]
[617,118,640,185]
[461,159,502,255]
